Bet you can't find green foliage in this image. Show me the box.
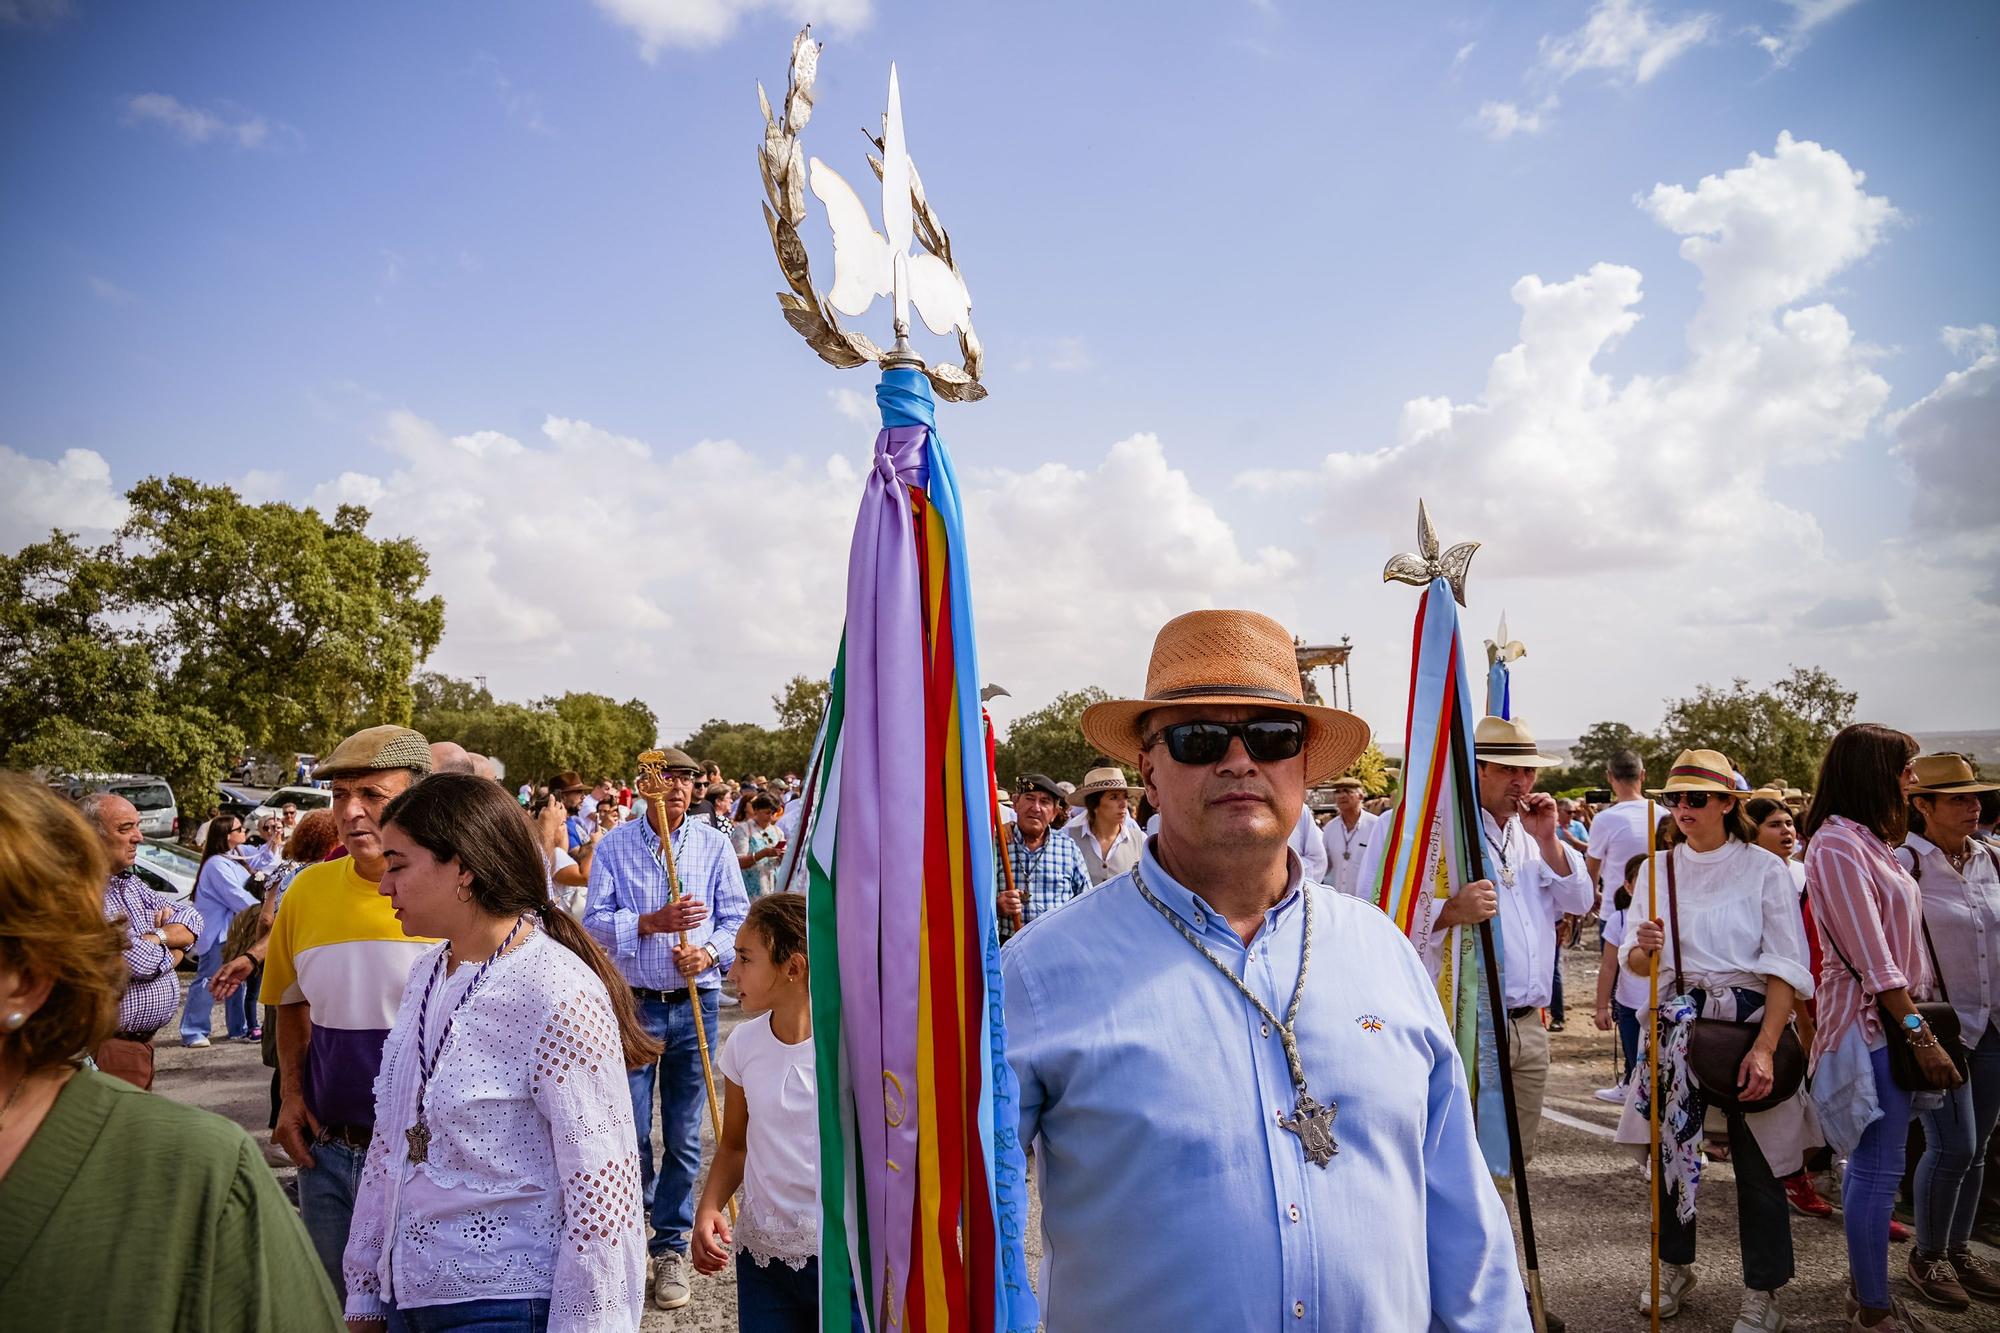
[994,687,1114,786]
[1544,720,1670,793]
[1656,666,1856,789]
[411,674,660,783]
[675,676,829,779]
[1340,740,1395,797]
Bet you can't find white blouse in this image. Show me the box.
[1618,840,1814,999]
[1902,834,2000,1040]
[344,930,646,1332]
[716,1012,819,1269]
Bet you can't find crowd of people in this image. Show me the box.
[2,609,1997,1331]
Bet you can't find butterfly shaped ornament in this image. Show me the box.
[808,65,972,345]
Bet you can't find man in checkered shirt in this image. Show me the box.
[997,772,1092,943]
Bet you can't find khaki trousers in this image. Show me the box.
[1506,1011,1550,1163]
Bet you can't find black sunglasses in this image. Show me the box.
[1145,718,1306,767]
[1660,791,1722,809]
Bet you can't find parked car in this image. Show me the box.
[61,773,180,839]
[132,837,198,902]
[245,784,334,829]
[216,783,268,821]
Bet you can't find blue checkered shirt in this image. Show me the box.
[582,815,749,991]
[997,824,1092,943]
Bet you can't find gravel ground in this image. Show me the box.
[159,944,1997,1331]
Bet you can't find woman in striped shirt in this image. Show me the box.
[1804,723,1964,1333]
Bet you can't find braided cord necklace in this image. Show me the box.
[405,913,532,1165]
[1132,863,1339,1167]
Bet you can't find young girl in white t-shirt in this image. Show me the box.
[692,893,856,1332]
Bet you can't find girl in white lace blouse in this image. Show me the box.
[342,774,662,1333]
[691,893,858,1332]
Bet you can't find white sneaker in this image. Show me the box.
[650,1250,690,1310]
[1640,1263,1697,1317]
[181,1035,211,1049]
[1594,1085,1628,1104]
[1734,1287,1786,1332]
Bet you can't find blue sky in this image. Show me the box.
[4,1,1996,751]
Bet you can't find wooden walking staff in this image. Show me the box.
[1646,799,1661,1333]
[636,751,736,1225]
[1446,733,1547,1333]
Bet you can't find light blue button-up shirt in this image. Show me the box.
[582,815,748,991]
[1003,839,1526,1331]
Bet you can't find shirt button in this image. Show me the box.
[1194,913,1205,927]
[1262,1023,1272,1038]
[1288,1203,1300,1223]
[1294,1301,1306,1318]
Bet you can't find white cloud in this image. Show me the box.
[474,54,552,136]
[0,445,128,550]
[1450,42,1478,78]
[1538,0,1717,85]
[86,274,135,305]
[828,387,872,424]
[1011,336,1094,374]
[122,93,288,149]
[1474,97,1555,140]
[593,0,871,58]
[1751,0,1865,67]
[1889,324,2000,601]
[1941,323,1997,361]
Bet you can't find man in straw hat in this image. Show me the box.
[257,724,437,1297]
[1002,609,1524,1330]
[582,746,748,1313]
[1319,774,1379,900]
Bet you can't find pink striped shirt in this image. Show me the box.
[1806,814,1932,1066]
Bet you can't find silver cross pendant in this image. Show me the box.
[1279,1091,1339,1167]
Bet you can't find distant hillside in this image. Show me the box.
[1379,731,2000,768]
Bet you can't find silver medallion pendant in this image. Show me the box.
[406,1119,431,1165]
[1280,1091,1339,1167]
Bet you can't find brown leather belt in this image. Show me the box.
[1507,1006,1537,1021]
[317,1124,373,1149]
[630,986,691,1004]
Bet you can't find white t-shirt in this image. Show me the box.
[1599,904,1653,1011]
[1320,810,1381,899]
[716,1011,818,1268]
[1586,800,1655,912]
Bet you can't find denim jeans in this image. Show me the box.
[1613,999,1641,1083]
[736,1253,864,1333]
[177,938,247,1043]
[384,1298,549,1332]
[298,1135,367,1302]
[1659,1102,1794,1291]
[1845,1044,1916,1309]
[629,989,719,1257]
[1916,1022,2000,1252]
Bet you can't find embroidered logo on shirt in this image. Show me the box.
[1356,1014,1384,1032]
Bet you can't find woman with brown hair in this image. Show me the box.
[1805,724,1963,1332]
[0,773,342,1328]
[341,773,659,1333]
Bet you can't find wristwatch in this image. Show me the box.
[148,928,170,949]
[1902,1012,1924,1032]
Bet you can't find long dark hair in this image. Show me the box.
[382,774,662,1070]
[1803,723,1917,844]
[197,814,242,878]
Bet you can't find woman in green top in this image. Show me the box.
[0,772,343,1333]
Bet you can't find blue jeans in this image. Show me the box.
[1845,1044,1917,1309]
[384,1298,549,1332]
[1613,999,1641,1083]
[629,989,718,1257]
[1916,1023,2000,1253]
[736,1253,864,1333]
[177,938,247,1043]
[299,1135,367,1302]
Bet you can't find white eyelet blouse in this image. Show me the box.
[343,929,646,1332]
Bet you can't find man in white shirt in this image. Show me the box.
[1320,776,1380,898]
[1585,749,1653,920]
[1425,717,1592,1166]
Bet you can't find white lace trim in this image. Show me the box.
[737,1204,819,1269]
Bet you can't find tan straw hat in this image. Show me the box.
[1909,753,1999,795]
[1078,610,1370,786]
[1647,748,1744,797]
[1069,765,1143,806]
[1472,716,1563,769]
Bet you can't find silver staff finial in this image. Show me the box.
[1382,499,1481,606]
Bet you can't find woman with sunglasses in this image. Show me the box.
[1619,749,1815,1332]
[178,814,262,1049]
[1805,724,1962,1333]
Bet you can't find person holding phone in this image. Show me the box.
[730,793,788,899]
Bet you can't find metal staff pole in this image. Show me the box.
[1647,800,1661,1333]
[651,803,737,1226]
[1446,731,1546,1333]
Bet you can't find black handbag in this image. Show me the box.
[1664,848,1807,1115]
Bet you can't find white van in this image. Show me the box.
[73,774,180,838]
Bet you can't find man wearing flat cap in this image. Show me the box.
[583,746,749,1314]
[996,772,1092,942]
[258,724,437,1298]
[1003,610,1524,1330]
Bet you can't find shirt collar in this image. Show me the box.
[1480,807,1516,839]
[1136,836,1302,943]
[1905,832,1938,857]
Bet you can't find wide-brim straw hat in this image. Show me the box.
[1910,753,1999,795]
[1472,716,1563,769]
[1078,610,1370,786]
[1069,766,1143,806]
[1648,749,1744,797]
